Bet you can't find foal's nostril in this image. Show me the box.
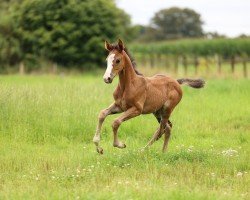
[103,77,112,83]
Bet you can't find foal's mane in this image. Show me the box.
[110,44,143,76]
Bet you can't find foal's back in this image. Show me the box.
[142,74,182,114]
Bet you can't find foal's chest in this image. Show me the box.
[114,95,130,111]
[120,98,128,111]
[114,87,136,111]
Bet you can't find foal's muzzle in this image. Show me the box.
[103,77,113,84]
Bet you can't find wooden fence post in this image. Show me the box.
[157,54,161,68]
[165,55,170,70]
[217,55,222,74]
[19,62,25,75]
[174,55,178,74]
[205,56,210,74]
[231,55,235,74]
[243,58,247,78]
[194,56,199,75]
[141,54,146,67]
[150,54,154,68]
[52,63,57,74]
[183,55,188,75]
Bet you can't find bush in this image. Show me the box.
[13,0,132,67]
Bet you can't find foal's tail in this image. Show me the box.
[177,78,205,89]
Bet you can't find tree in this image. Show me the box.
[13,0,132,67]
[151,7,204,40]
[0,0,23,69]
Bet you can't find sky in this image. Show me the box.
[116,0,250,37]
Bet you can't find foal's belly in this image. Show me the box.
[142,89,167,114]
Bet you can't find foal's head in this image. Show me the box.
[103,39,126,84]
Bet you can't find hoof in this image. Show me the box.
[93,136,100,144]
[113,142,126,149]
[96,147,104,154]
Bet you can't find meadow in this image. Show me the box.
[0,74,249,199]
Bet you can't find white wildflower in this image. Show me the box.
[237,172,243,177]
[222,148,238,157]
[211,173,216,177]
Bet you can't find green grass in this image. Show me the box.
[0,75,249,199]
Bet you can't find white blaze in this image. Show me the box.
[103,53,115,79]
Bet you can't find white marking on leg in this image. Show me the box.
[163,100,171,110]
[103,53,115,79]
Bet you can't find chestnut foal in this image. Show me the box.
[93,39,205,154]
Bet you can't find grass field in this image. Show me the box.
[0,75,249,199]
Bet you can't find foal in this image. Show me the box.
[93,39,205,154]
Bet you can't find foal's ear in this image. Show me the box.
[105,40,112,51]
[118,39,125,51]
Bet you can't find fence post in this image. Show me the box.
[231,55,235,74]
[150,54,154,68]
[243,58,247,78]
[52,63,57,74]
[216,55,222,74]
[164,55,170,70]
[194,56,198,75]
[183,55,188,75]
[19,62,25,75]
[205,56,210,74]
[174,55,178,74]
[157,54,161,68]
[141,54,146,67]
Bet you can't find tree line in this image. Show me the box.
[0,0,249,72]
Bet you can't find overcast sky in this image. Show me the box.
[116,0,250,37]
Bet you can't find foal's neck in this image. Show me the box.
[118,52,137,91]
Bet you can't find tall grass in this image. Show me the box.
[0,75,249,199]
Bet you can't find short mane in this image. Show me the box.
[110,44,143,76]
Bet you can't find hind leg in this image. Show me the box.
[143,111,172,149]
[142,112,162,149]
[162,123,172,152]
[156,120,172,140]
[143,127,160,149]
[143,117,168,149]
[160,101,174,152]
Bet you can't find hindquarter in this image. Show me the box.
[142,76,182,114]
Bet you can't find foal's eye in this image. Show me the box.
[116,59,120,64]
